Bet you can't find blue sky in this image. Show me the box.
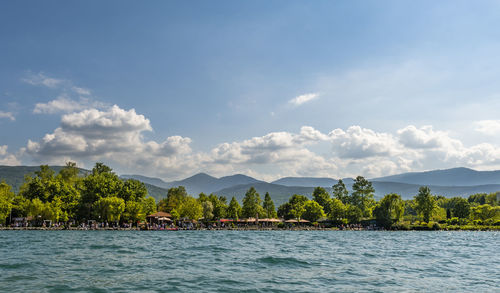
[2,1,500,181]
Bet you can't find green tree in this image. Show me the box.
[332,179,350,204]
[373,193,405,228]
[202,201,214,221]
[445,197,471,219]
[80,163,123,220]
[0,182,14,225]
[262,192,277,218]
[277,202,293,220]
[289,194,308,221]
[124,200,143,223]
[208,194,227,219]
[241,187,264,218]
[119,179,148,202]
[142,197,157,216]
[95,196,125,223]
[227,196,242,220]
[302,200,325,222]
[351,176,375,217]
[468,193,487,206]
[312,187,330,211]
[470,204,500,222]
[345,204,363,223]
[160,186,188,213]
[414,186,437,222]
[327,198,346,221]
[178,196,202,220]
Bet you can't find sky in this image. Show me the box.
[2,1,500,181]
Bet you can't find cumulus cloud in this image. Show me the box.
[289,93,319,106]
[0,145,20,165]
[22,73,64,88]
[0,111,15,121]
[329,126,399,159]
[20,101,500,180]
[474,120,500,136]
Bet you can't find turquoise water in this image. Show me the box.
[0,231,498,292]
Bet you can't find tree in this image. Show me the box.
[178,196,202,220]
[414,186,437,222]
[332,179,349,204]
[208,194,227,219]
[351,176,375,217]
[328,198,346,221]
[124,200,143,223]
[277,202,293,220]
[227,197,242,220]
[446,197,471,219]
[0,182,14,225]
[80,163,123,220]
[470,204,500,222]
[241,187,264,218]
[289,194,308,221]
[142,197,157,216]
[302,200,325,222]
[202,201,214,221]
[468,193,487,206]
[312,187,330,211]
[373,193,404,228]
[58,161,80,184]
[262,192,277,218]
[161,186,188,213]
[95,196,125,223]
[345,204,363,224]
[119,179,148,202]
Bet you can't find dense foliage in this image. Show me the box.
[0,164,499,229]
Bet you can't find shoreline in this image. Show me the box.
[1,227,498,231]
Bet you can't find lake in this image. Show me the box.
[0,230,498,292]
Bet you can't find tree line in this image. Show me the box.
[0,163,499,228]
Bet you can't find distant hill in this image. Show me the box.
[3,166,500,205]
[271,177,355,187]
[121,174,170,189]
[372,167,500,186]
[123,172,264,196]
[272,177,337,187]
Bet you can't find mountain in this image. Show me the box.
[216,180,500,206]
[123,172,264,196]
[372,167,500,186]
[121,174,170,189]
[271,177,355,187]
[272,177,337,187]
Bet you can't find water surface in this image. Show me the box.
[0,231,498,292]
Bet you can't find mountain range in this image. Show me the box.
[2,166,500,206]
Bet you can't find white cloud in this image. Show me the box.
[289,93,319,106]
[34,96,107,114]
[20,101,500,180]
[0,111,15,121]
[0,145,20,165]
[22,73,64,88]
[474,120,500,136]
[72,86,91,96]
[329,126,399,159]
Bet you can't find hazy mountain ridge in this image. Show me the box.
[3,166,500,206]
[372,167,500,186]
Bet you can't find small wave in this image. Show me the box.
[256,256,311,267]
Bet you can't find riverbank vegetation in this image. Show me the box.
[0,163,499,230]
